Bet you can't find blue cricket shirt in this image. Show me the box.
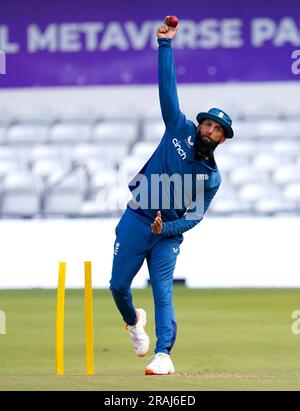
[127,37,221,238]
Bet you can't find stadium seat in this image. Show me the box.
[230,166,269,186]
[29,145,62,163]
[7,124,49,145]
[285,120,300,139]
[131,141,158,159]
[95,186,130,212]
[225,140,257,158]
[92,120,137,143]
[44,192,84,216]
[255,119,300,140]
[1,172,39,217]
[273,165,300,186]
[0,160,20,179]
[43,170,87,216]
[238,182,280,203]
[256,120,286,139]
[232,120,259,139]
[100,142,129,165]
[252,153,289,172]
[72,144,103,163]
[210,198,252,214]
[32,159,68,180]
[213,184,237,202]
[254,198,296,214]
[0,126,7,143]
[78,200,102,217]
[0,146,17,162]
[283,183,300,202]
[214,153,249,173]
[210,184,252,214]
[50,122,91,143]
[83,160,114,176]
[119,157,147,183]
[142,119,165,142]
[272,141,300,158]
[90,169,119,191]
[70,144,112,173]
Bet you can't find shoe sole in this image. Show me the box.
[127,309,150,357]
[144,369,175,375]
[137,351,148,358]
[136,336,150,357]
[136,309,149,357]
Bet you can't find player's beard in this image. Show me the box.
[195,131,219,159]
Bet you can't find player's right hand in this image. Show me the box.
[156,24,179,39]
[151,211,163,235]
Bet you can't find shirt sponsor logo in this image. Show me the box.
[185,135,194,148]
[114,242,120,256]
[172,138,187,160]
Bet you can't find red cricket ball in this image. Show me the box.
[164,15,179,28]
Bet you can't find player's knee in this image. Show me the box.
[109,282,128,296]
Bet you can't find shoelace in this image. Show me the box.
[128,326,146,339]
[146,353,168,362]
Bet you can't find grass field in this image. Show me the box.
[0,287,300,391]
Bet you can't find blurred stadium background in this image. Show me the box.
[0,0,299,289]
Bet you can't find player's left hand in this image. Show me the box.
[151,211,163,235]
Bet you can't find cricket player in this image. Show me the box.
[109,22,234,375]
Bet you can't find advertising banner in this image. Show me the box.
[0,0,299,87]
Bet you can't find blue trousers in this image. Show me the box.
[109,207,183,354]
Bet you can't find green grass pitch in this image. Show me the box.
[0,287,300,391]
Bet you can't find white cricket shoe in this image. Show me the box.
[126,308,150,357]
[145,353,175,375]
